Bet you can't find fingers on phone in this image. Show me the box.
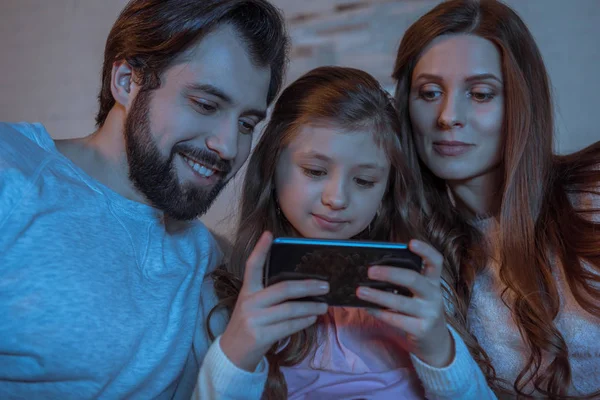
[243,232,274,292]
[277,280,329,298]
[280,301,328,318]
[270,315,319,338]
[250,232,273,265]
[257,280,330,307]
[409,239,444,280]
[262,301,328,325]
[356,286,421,315]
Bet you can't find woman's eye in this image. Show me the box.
[419,90,442,101]
[470,91,495,102]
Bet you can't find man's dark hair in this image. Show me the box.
[96,0,289,127]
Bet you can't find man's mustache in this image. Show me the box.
[173,144,232,175]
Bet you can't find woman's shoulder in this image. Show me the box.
[571,186,600,222]
[556,142,600,222]
[569,168,600,223]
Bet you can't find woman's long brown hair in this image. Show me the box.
[208,66,423,399]
[392,0,600,397]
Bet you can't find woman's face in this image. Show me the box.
[409,34,504,185]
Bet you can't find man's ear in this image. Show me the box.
[110,61,136,108]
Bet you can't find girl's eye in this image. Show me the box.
[302,168,326,178]
[355,178,375,188]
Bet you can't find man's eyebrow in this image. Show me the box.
[247,108,267,121]
[185,82,266,120]
[185,83,232,104]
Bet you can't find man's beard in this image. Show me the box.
[123,89,231,221]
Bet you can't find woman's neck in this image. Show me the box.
[446,167,503,220]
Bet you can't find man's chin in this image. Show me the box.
[162,201,211,221]
[163,210,201,221]
[163,186,224,221]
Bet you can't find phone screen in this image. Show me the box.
[265,237,423,307]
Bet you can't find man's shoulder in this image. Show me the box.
[168,221,229,275]
[0,122,97,231]
[0,122,58,177]
[207,229,233,260]
[0,121,56,150]
[205,225,232,260]
[0,123,57,216]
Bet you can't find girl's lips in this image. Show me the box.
[312,214,349,232]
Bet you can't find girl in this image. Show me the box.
[392,0,600,397]
[197,66,489,399]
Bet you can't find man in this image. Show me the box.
[0,0,288,398]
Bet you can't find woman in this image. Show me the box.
[392,0,600,397]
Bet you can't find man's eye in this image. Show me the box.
[239,120,256,135]
[192,99,218,114]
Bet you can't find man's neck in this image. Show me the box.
[55,107,148,206]
[54,107,200,231]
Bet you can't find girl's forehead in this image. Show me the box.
[282,124,391,170]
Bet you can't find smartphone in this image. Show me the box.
[264,237,423,308]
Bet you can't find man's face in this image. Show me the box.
[124,24,271,220]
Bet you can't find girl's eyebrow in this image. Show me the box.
[297,151,385,171]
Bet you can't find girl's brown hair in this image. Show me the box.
[392,0,600,397]
[209,66,422,399]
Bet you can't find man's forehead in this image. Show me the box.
[168,25,271,111]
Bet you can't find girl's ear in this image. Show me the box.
[271,186,280,216]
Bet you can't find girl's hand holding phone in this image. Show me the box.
[356,240,454,368]
[219,232,330,372]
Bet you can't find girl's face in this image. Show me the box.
[409,34,504,186]
[274,123,391,239]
